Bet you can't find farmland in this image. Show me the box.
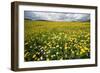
[24,20,90,61]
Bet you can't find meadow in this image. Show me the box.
[24,20,90,61]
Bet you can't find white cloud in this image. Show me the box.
[24,11,90,21]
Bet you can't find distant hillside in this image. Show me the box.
[24,18,48,21]
[24,18,90,22]
[34,19,51,21]
[24,18,32,20]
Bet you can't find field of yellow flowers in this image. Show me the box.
[24,20,90,61]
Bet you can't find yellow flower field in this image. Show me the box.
[24,20,90,61]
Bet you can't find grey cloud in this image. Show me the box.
[24,11,90,22]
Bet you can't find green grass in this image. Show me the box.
[24,20,90,61]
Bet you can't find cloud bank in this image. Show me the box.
[24,11,90,22]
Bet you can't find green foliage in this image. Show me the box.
[24,20,90,61]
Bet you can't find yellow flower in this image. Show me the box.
[64,43,67,49]
[84,47,89,51]
[47,50,50,54]
[37,58,40,61]
[72,51,74,54]
[56,45,59,47]
[40,56,43,60]
[78,45,82,49]
[80,51,83,55]
[60,58,63,60]
[46,58,49,61]
[56,52,59,55]
[81,48,85,53]
[32,55,36,58]
[51,55,53,58]
[76,52,79,55]
[24,52,29,57]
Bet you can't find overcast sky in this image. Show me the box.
[24,11,90,22]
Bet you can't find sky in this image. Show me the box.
[24,11,90,22]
